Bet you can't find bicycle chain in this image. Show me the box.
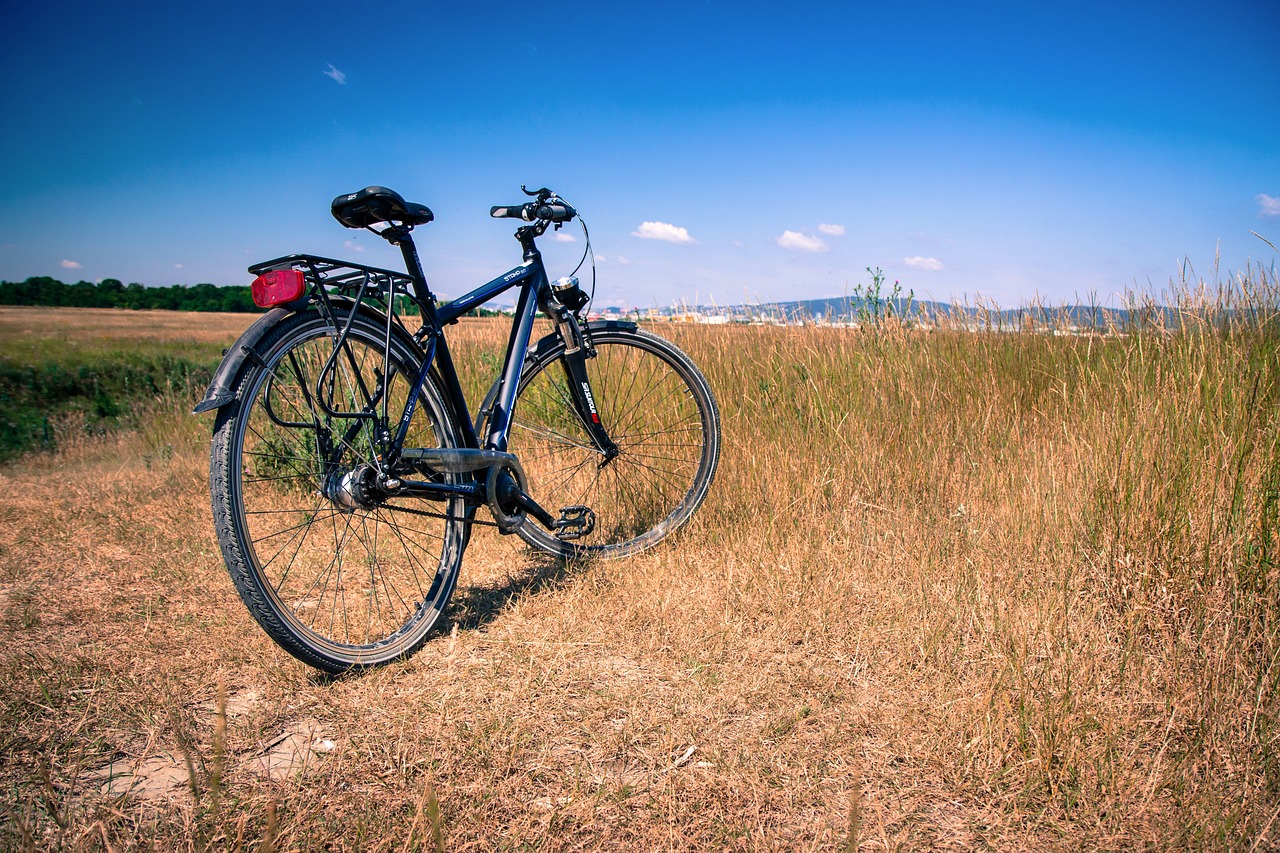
[377,500,504,528]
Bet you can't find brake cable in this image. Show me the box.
[564,212,597,317]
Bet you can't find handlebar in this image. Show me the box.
[490,200,577,224]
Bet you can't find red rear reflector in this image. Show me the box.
[251,269,306,308]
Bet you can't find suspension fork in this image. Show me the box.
[547,301,621,464]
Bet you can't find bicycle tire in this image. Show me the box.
[506,326,720,558]
[209,308,468,672]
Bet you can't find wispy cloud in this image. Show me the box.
[60,259,81,269]
[552,231,577,243]
[174,263,184,269]
[323,63,347,85]
[818,223,845,236]
[343,239,364,253]
[1259,193,1280,217]
[777,231,827,252]
[633,221,697,244]
[904,256,944,271]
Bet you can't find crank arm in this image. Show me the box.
[488,465,596,540]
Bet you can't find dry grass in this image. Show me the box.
[0,306,260,349]
[2,272,1278,850]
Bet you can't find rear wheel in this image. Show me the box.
[506,326,720,558]
[209,309,468,672]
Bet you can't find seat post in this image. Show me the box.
[382,226,435,314]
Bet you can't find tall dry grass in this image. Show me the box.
[1,265,1278,849]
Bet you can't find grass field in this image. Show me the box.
[0,307,249,462]
[2,275,1278,850]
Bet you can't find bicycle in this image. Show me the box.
[193,185,721,673]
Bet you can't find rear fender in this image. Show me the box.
[192,308,292,414]
[191,301,422,415]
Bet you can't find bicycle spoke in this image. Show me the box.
[507,331,717,556]
[218,310,467,666]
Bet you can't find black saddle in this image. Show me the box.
[331,186,434,229]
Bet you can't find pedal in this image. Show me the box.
[553,506,595,540]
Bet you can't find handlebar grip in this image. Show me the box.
[536,203,576,222]
[490,205,534,220]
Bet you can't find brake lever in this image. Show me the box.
[521,185,553,201]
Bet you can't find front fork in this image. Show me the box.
[546,300,620,465]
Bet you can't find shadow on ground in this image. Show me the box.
[304,550,585,686]
[447,551,583,632]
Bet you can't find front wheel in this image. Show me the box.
[506,326,720,558]
[209,308,469,672]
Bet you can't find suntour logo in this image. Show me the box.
[581,382,600,423]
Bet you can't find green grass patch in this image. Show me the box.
[0,347,216,462]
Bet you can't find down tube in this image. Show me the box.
[483,279,541,452]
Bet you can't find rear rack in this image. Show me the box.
[248,254,418,301]
[247,254,429,430]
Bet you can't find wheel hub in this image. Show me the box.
[324,464,381,511]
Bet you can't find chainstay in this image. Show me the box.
[377,500,503,528]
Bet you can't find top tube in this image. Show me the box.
[436,262,541,326]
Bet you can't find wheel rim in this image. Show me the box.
[231,322,463,658]
[509,333,715,555]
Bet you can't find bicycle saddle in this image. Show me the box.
[331,186,434,229]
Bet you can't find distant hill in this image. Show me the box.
[679,295,1185,330]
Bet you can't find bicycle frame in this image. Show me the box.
[246,223,610,517]
[348,225,601,504]
[386,218,544,447]
[403,246,547,457]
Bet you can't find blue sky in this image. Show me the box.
[2,1,1277,309]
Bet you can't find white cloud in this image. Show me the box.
[777,231,827,252]
[323,63,347,85]
[60,259,81,269]
[632,221,697,244]
[818,223,845,236]
[1259,193,1280,217]
[616,255,631,265]
[904,256,944,271]
[552,231,577,243]
[174,263,184,269]
[343,239,364,253]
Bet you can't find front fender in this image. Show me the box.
[523,319,638,370]
[191,308,292,414]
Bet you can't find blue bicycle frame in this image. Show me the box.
[231,209,614,531]
[400,253,546,457]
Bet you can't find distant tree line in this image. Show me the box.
[0,277,259,313]
[0,277,506,317]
